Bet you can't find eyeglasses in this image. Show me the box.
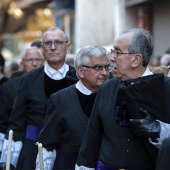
[23,58,44,64]
[81,64,113,72]
[111,48,137,58]
[42,40,68,48]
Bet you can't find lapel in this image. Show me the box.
[68,85,89,124]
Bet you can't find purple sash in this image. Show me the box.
[56,151,78,169]
[96,161,153,170]
[25,125,42,142]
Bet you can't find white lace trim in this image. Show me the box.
[35,147,56,170]
[149,120,170,148]
[0,139,23,168]
[0,132,5,152]
[75,164,95,170]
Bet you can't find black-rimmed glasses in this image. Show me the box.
[42,41,68,48]
[81,64,113,72]
[23,58,44,64]
[111,48,137,58]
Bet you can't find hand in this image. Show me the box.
[130,108,161,139]
[0,163,15,170]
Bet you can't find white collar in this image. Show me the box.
[44,63,69,80]
[76,80,93,95]
[142,66,153,76]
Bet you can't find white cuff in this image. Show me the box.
[149,120,170,148]
[75,164,95,170]
[35,147,56,170]
[0,139,23,168]
[0,133,5,152]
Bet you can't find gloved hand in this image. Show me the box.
[0,162,15,170]
[130,108,161,139]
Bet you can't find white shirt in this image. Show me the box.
[76,80,93,95]
[44,63,69,80]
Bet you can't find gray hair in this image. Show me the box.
[124,28,153,67]
[74,45,108,68]
[20,47,44,60]
[42,27,70,42]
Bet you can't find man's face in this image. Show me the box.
[77,55,110,92]
[20,48,44,72]
[110,32,134,80]
[41,29,71,69]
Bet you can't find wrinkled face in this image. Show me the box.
[41,29,71,68]
[110,32,135,80]
[20,49,44,73]
[77,55,110,92]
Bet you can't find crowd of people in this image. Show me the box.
[0,27,170,170]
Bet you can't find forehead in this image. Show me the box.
[43,30,64,41]
[88,55,109,64]
[25,49,41,58]
[113,32,133,50]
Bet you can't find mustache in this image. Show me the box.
[110,62,117,69]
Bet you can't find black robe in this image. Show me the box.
[77,76,170,169]
[4,66,78,170]
[40,85,96,169]
[0,76,23,134]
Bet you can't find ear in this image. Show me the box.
[66,43,72,54]
[131,53,142,68]
[77,66,85,78]
[20,61,24,70]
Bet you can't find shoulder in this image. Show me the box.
[100,78,120,90]
[51,84,75,98]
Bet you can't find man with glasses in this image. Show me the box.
[76,28,170,170]
[0,27,78,170]
[35,45,111,170]
[0,47,44,157]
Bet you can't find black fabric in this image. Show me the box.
[0,76,23,133]
[44,66,78,98]
[76,89,97,117]
[3,66,78,170]
[156,137,170,170]
[130,108,161,138]
[0,163,15,170]
[77,78,157,169]
[44,74,68,98]
[10,70,24,79]
[120,74,167,122]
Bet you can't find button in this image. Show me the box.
[126,150,129,152]
[127,139,130,141]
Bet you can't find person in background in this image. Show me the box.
[0,53,8,88]
[0,27,78,170]
[0,46,45,157]
[150,65,169,76]
[160,47,170,66]
[35,45,111,170]
[5,61,19,78]
[76,28,170,170]
[10,40,44,79]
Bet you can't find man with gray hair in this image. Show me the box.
[0,46,45,159]
[0,27,78,170]
[76,28,170,170]
[35,45,112,170]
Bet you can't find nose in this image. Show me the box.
[110,53,116,62]
[101,67,107,75]
[51,42,57,49]
[32,59,38,66]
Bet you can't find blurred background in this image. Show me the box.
[0,0,170,69]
